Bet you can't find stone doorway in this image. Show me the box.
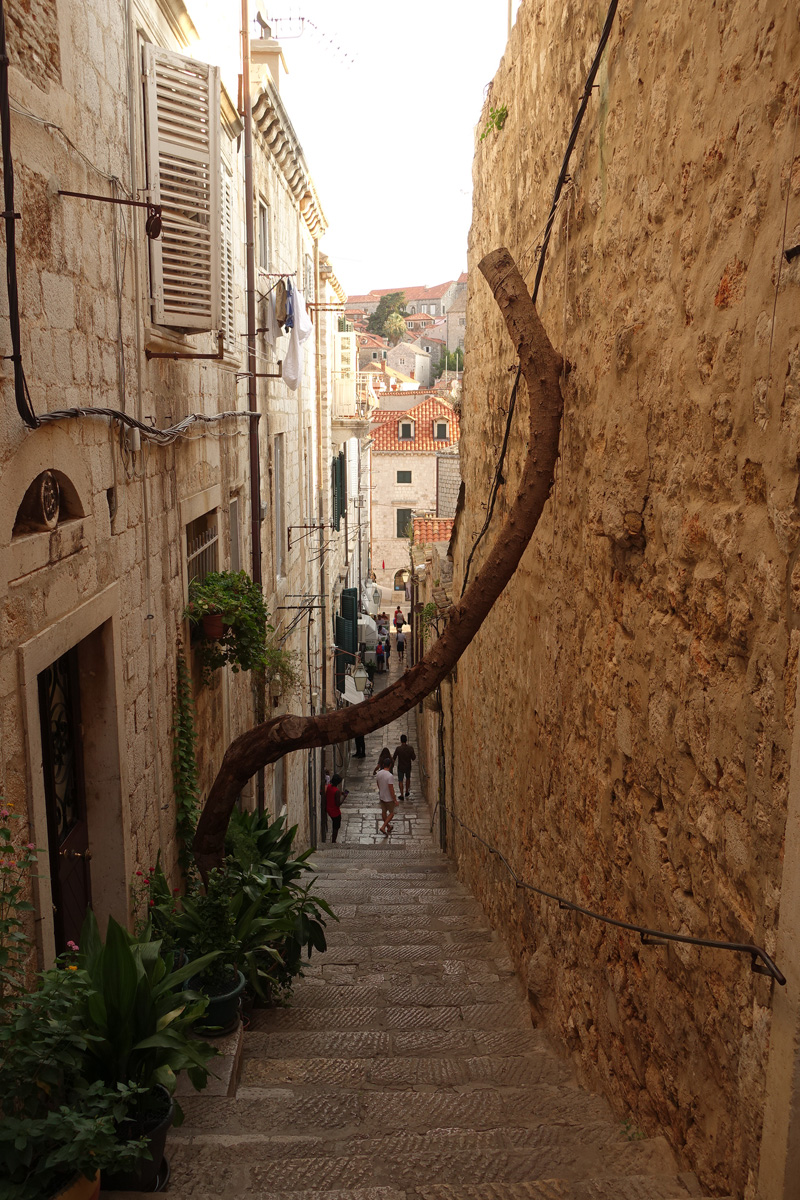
[21,587,130,964]
[38,647,92,953]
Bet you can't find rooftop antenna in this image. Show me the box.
[262,13,355,64]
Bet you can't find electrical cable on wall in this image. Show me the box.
[37,407,259,446]
[0,0,38,428]
[461,0,619,596]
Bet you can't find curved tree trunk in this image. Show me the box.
[193,247,564,877]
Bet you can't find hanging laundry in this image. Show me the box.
[263,292,282,346]
[275,279,287,325]
[284,280,295,332]
[282,288,313,391]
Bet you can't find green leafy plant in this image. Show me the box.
[184,570,271,685]
[77,911,218,1124]
[131,857,182,958]
[171,869,241,996]
[0,799,39,1006]
[0,963,147,1200]
[223,811,336,1000]
[172,651,201,875]
[420,600,439,642]
[480,102,508,141]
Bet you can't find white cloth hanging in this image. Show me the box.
[263,292,282,346]
[282,288,313,390]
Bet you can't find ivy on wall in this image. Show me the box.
[172,649,200,877]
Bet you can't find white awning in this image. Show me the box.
[342,676,367,705]
[358,614,378,647]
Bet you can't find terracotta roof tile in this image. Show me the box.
[370,397,459,452]
[413,517,455,545]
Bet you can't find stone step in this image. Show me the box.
[241,1027,555,1060]
[244,999,530,1033]
[281,980,521,1008]
[108,1182,705,1200]
[239,1050,577,1089]
[323,926,497,945]
[163,1138,683,1191]
[177,1082,614,1135]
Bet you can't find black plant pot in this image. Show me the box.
[103,1085,174,1192]
[187,969,246,1035]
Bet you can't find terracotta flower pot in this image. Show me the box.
[51,1174,100,1200]
[202,612,225,639]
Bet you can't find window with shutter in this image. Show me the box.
[220,160,236,350]
[143,44,221,331]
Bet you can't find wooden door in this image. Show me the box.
[38,648,92,953]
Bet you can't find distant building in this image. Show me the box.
[370,396,459,591]
[386,342,432,387]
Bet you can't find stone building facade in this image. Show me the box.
[386,341,432,386]
[369,396,458,591]
[0,0,347,962]
[428,1,800,1196]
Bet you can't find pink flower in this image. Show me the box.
[67,940,79,951]
[143,878,150,885]
[149,900,155,907]
[135,870,143,877]
[173,888,180,895]
[26,843,36,850]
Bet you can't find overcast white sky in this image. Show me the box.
[194,1,522,296]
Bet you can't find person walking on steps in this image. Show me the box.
[372,747,393,776]
[396,630,405,662]
[325,773,348,843]
[376,639,385,672]
[394,606,405,633]
[353,733,366,758]
[384,635,392,669]
[376,762,397,836]
[392,734,416,802]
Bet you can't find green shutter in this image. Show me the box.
[341,588,358,654]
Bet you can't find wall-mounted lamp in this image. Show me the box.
[57,188,163,240]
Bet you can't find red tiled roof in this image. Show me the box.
[370,397,459,452]
[413,517,455,544]
[357,332,388,346]
[457,271,468,283]
[348,282,457,304]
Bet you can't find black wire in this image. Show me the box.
[0,0,38,428]
[461,0,619,597]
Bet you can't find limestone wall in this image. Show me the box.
[448,0,800,1193]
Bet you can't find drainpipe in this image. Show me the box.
[314,241,327,708]
[242,0,261,588]
[125,0,165,860]
[242,0,265,813]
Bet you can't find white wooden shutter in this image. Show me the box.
[143,44,220,331]
[220,162,236,351]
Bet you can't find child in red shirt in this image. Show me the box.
[325,773,347,843]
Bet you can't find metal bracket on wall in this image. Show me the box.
[238,361,283,379]
[145,331,224,361]
[287,523,330,552]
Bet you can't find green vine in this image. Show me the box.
[420,601,439,643]
[480,102,508,142]
[172,650,200,877]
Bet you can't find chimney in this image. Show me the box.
[251,15,288,90]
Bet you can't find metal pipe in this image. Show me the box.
[242,0,261,589]
[314,239,327,710]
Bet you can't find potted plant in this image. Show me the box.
[183,570,271,685]
[76,911,219,1191]
[0,962,147,1200]
[175,869,248,1033]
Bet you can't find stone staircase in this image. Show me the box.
[163,838,709,1200]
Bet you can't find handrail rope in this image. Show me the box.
[429,800,785,985]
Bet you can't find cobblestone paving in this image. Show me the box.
[161,640,711,1199]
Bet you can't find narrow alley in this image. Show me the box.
[159,647,711,1200]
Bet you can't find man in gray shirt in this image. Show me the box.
[392,735,416,802]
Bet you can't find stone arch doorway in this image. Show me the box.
[394,569,409,592]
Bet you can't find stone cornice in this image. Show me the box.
[252,78,328,237]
